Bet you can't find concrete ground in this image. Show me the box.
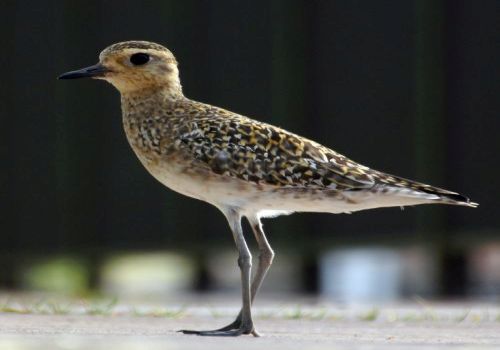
[0,297,499,349]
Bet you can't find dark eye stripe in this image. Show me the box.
[130,53,150,65]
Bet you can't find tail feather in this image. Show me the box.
[418,186,478,207]
[373,171,479,208]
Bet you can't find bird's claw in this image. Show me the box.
[179,320,259,337]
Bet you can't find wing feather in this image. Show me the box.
[176,109,376,191]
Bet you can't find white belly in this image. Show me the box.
[136,152,436,220]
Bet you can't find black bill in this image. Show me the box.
[58,63,109,79]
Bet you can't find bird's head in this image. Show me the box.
[59,41,182,96]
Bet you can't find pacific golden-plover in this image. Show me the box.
[59,41,477,337]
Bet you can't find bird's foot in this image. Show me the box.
[179,319,260,337]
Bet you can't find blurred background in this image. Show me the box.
[0,0,498,304]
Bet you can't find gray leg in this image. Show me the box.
[180,208,256,336]
[248,215,275,302]
[216,216,274,334]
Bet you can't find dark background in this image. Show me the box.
[1,0,498,295]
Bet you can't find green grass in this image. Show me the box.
[1,296,499,323]
[454,310,470,322]
[131,306,186,319]
[284,305,305,320]
[83,296,118,316]
[359,308,379,321]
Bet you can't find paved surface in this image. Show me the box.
[0,301,499,349]
[1,314,500,350]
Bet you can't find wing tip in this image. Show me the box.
[439,192,478,208]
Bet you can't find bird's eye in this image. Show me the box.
[130,53,150,66]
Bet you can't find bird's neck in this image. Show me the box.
[121,87,186,119]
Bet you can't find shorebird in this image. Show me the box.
[59,41,477,337]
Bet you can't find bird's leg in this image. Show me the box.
[180,208,257,336]
[248,217,275,302]
[214,216,273,334]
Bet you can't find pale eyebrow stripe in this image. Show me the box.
[164,57,178,65]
